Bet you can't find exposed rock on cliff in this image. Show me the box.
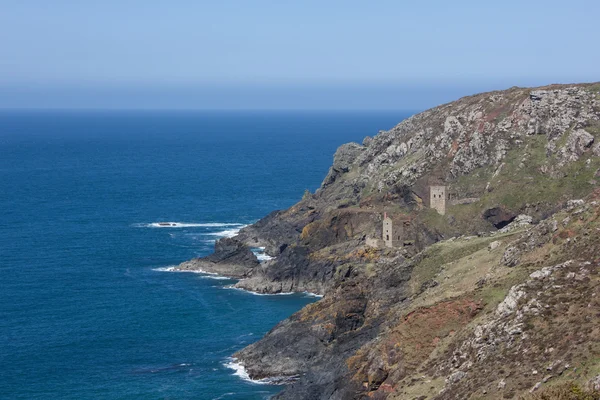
[179,83,600,399]
[176,237,259,278]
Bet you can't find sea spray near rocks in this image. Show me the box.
[152,266,234,280]
[223,285,323,298]
[223,358,300,385]
[133,222,246,228]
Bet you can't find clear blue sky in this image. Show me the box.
[1,0,598,109]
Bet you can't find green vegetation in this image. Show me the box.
[410,234,498,295]
[418,207,452,232]
[407,228,525,309]
[416,235,492,274]
[585,120,600,136]
[587,83,600,93]
[555,127,573,150]
[443,134,599,221]
[521,382,600,400]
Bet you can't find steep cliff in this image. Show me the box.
[180,83,600,399]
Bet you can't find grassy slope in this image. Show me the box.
[366,192,600,399]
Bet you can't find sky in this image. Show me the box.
[1,0,598,110]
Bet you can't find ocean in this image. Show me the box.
[0,110,411,399]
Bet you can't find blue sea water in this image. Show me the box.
[0,110,411,399]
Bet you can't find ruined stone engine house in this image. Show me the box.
[430,185,446,215]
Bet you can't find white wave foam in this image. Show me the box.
[154,269,322,296]
[303,292,324,298]
[152,266,233,280]
[223,285,323,298]
[256,253,274,261]
[133,222,244,229]
[211,393,236,400]
[152,266,177,272]
[207,225,248,238]
[223,358,256,383]
[224,286,322,298]
[251,246,275,262]
[223,358,296,385]
[224,286,293,296]
[202,275,232,280]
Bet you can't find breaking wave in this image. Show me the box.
[224,286,323,298]
[152,267,233,280]
[132,222,245,229]
[207,226,248,238]
[224,286,293,296]
[223,358,297,385]
[251,247,274,262]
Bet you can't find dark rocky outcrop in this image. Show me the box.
[176,237,258,278]
[234,245,337,294]
[483,206,517,229]
[322,142,366,187]
[235,209,307,255]
[235,253,414,399]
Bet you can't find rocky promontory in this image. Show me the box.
[176,237,259,278]
[180,83,600,399]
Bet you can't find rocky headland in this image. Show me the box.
[177,83,600,399]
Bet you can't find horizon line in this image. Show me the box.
[0,107,423,113]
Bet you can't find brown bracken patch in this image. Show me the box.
[347,297,483,395]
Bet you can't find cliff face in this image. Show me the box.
[180,83,600,399]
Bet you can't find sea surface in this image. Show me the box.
[0,110,411,399]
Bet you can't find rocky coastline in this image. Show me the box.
[178,83,600,399]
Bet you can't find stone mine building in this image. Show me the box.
[377,186,446,249]
[382,213,406,248]
[430,185,446,215]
